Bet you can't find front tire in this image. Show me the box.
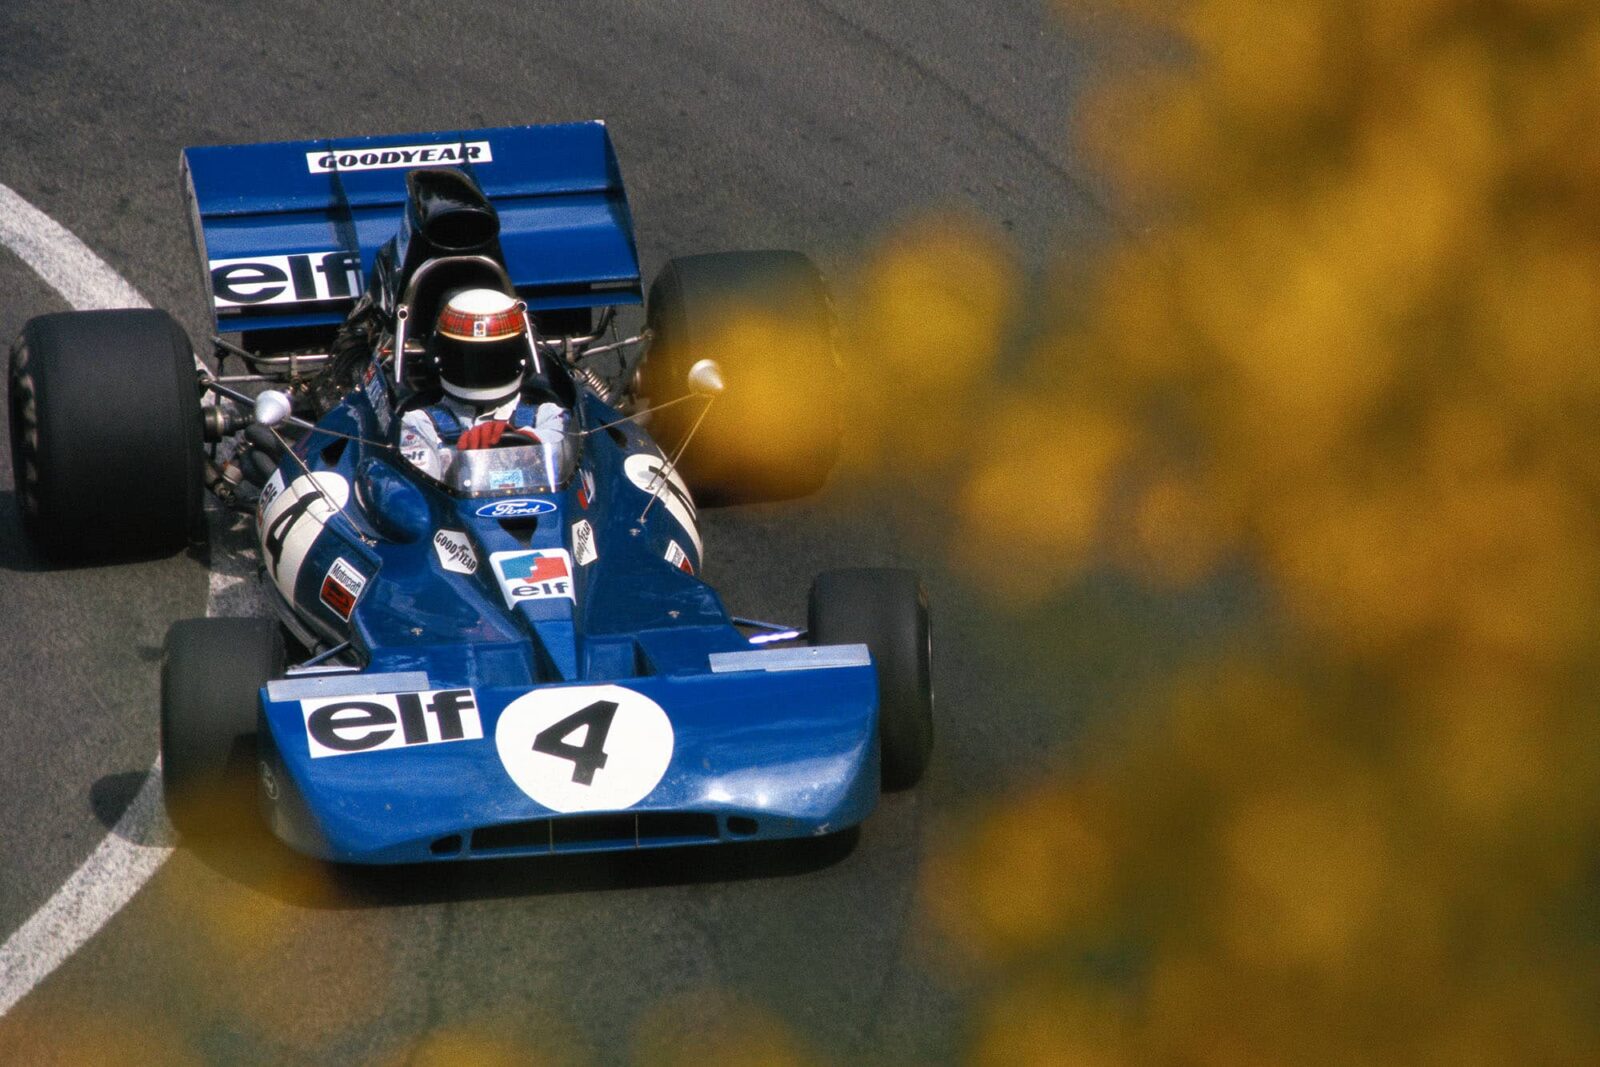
[642,251,840,506]
[9,309,205,561]
[160,618,284,839]
[808,568,934,790]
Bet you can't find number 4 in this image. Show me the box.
[262,489,323,577]
[531,700,618,785]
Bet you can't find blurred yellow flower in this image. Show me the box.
[909,1,1600,1059]
[633,990,817,1067]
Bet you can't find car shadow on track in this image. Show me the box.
[0,490,48,572]
[212,828,862,910]
[89,770,151,829]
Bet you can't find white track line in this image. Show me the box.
[0,180,240,1017]
[0,185,147,311]
[0,760,171,1017]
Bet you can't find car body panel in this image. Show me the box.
[256,665,880,863]
[250,378,885,863]
[183,122,642,336]
[183,121,888,863]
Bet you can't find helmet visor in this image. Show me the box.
[437,334,527,400]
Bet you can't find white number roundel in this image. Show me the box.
[494,685,674,813]
[623,452,702,557]
[257,471,350,602]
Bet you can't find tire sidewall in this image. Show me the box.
[161,618,284,836]
[809,568,934,790]
[11,309,204,560]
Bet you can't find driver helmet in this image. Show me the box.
[432,288,531,404]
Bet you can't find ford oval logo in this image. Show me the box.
[475,498,557,519]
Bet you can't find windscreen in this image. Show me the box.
[443,436,576,496]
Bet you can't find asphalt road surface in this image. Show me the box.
[0,2,1120,1061]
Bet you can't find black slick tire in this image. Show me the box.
[642,251,840,505]
[808,568,934,790]
[8,309,205,561]
[160,617,284,840]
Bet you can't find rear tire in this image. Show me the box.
[642,251,840,505]
[808,568,934,790]
[8,309,205,561]
[161,618,284,840]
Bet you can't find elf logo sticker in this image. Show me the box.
[306,140,491,174]
[210,251,362,308]
[301,688,483,759]
[571,520,598,566]
[491,549,575,607]
[319,556,368,620]
[494,684,674,812]
[432,529,478,574]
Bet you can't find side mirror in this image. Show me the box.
[254,389,293,428]
[687,359,726,397]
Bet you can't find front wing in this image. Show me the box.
[255,650,879,863]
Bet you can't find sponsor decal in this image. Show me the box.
[571,520,598,566]
[210,251,362,308]
[432,529,478,574]
[400,419,432,470]
[319,556,368,620]
[494,684,674,813]
[490,549,575,606]
[256,469,285,534]
[664,540,694,576]
[362,359,391,434]
[623,452,702,556]
[487,468,527,491]
[577,468,595,510]
[305,140,492,174]
[257,471,351,604]
[475,497,556,519]
[301,687,483,759]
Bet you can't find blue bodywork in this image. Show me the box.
[183,122,642,334]
[186,125,882,863]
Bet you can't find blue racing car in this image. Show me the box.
[6,122,932,863]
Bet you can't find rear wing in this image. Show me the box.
[182,122,643,338]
